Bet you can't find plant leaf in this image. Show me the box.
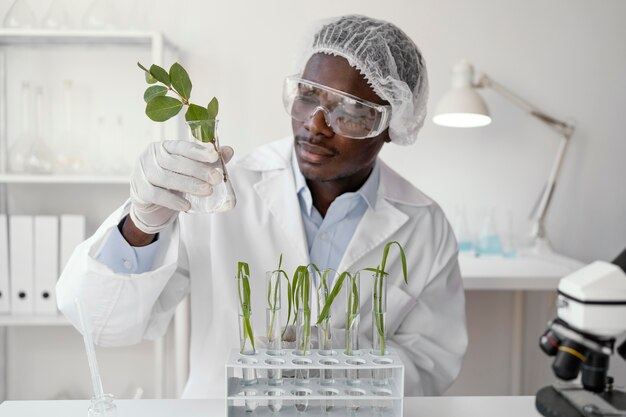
[143,85,168,103]
[149,64,170,86]
[137,62,150,73]
[185,103,209,121]
[145,96,183,122]
[145,72,157,84]
[170,62,192,100]
[207,97,219,119]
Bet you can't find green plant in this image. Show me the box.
[315,241,408,355]
[365,241,408,355]
[137,62,219,142]
[237,262,255,354]
[266,255,292,340]
[290,265,313,353]
[316,268,335,350]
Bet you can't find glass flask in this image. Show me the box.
[2,0,37,29]
[82,0,118,30]
[54,80,86,174]
[42,0,72,30]
[9,82,34,173]
[451,205,474,253]
[475,207,503,256]
[184,120,237,214]
[24,87,54,174]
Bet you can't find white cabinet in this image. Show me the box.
[0,29,180,401]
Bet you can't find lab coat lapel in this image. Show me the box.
[336,183,409,275]
[253,169,310,265]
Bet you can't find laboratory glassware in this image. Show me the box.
[54,80,85,174]
[26,87,54,174]
[82,0,118,30]
[9,82,34,173]
[75,298,117,417]
[2,0,36,29]
[475,207,503,256]
[316,270,334,357]
[42,0,72,30]
[345,272,360,356]
[265,271,282,356]
[184,120,237,213]
[452,205,474,253]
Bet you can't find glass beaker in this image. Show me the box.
[88,394,117,417]
[184,120,237,214]
[475,207,503,256]
[26,86,54,174]
[2,0,37,29]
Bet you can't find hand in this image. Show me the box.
[129,140,234,234]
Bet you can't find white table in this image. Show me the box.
[458,252,584,395]
[0,397,542,417]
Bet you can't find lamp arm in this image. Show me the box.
[475,74,575,138]
[476,73,576,249]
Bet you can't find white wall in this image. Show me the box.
[1,0,625,399]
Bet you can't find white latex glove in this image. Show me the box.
[129,140,234,234]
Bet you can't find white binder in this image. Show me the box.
[9,215,34,314]
[0,214,10,313]
[60,215,86,271]
[34,216,59,315]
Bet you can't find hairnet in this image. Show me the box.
[298,15,429,145]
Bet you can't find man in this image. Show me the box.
[57,15,467,397]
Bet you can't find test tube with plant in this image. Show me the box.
[316,268,335,356]
[136,61,236,213]
[236,262,258,398]
[368,241,408,357]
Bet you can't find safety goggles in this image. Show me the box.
[282,75,391,139]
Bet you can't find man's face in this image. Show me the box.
[293,53,390,182]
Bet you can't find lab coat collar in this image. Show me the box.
[242,137,435,272]
[237,136,434,209]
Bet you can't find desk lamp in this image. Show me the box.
[433,60,575,254]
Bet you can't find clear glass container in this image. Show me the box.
[26,86,54,174]
[9,82,34,173]
[81,0,118,30]
[476,207,503,256]
[54,80,85,174]
[238,313,255,356]
[2,0,37,29]
[42,0,72,29]
[184,120,237,214]
[295,308,311,355]
[372,272,387,356]
[316,270,335,356]
[88,394,117,417]
[265,271,282,356]
[345,273,360,356]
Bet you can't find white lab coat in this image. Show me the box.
[57,137,467,398]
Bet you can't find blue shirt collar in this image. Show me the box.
[291,150,379,216]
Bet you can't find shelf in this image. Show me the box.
[0,29,175,48]
[0,314,70,326]
[0,174,129,184]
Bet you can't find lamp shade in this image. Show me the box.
[433,60,492,128]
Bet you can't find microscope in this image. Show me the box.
[536,249,626,417]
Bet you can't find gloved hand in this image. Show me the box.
[129,140,234,234]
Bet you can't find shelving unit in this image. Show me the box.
[0,29,180,401]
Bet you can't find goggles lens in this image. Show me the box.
[282,76,390,139]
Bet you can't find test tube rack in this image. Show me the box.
[226,348,404,416]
